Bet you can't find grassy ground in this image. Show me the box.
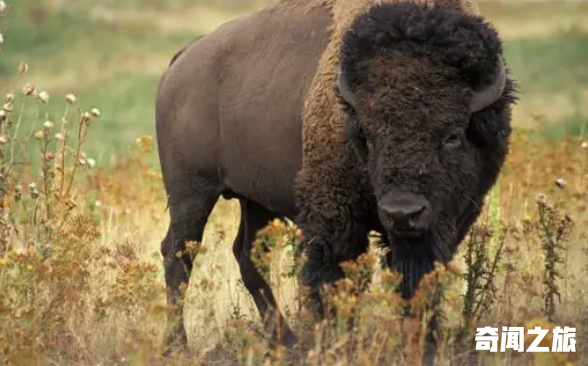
[0,1,587,365]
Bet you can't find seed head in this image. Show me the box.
[80,111,92,124]
[87,158,96,169]
[42,152,55,161]
[536,193,547,205]
[582,141,588,149]
[54,133,65,141]
[28,182,36,190]
[15,185,22,193]
[0,110,6,121]
[0,1,7,13]
[91,108,101,118]
[38,91,50,104]
[2,102,12,113]
[34,130,45,140]
[0,33,4,47]
[17,62,28,74]
[43,120,54,129]
[5,93,14,103]
[0,136,6,145]
[22,83,35,96]
[65,93,77,104]
[554,178,566,189]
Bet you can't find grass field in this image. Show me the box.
[0,1,587,365]
[1,0,587,158]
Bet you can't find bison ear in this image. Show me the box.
[466,74,515,149]
[466,101,512,150]
[346,112,369,163]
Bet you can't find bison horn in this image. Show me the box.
[337,69,358,110]
[470,56,506,113]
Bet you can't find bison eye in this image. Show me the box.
[442,128,464,150]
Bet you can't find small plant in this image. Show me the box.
[535,194,574,322]
[462,224,506,323]
[0,39,165,363]
[252,218,304,281]
[462,187,507,325]
[0,61,103,362]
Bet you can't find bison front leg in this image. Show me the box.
[298,216,370,321]
[233,199,297,348]
[300,243,345,320]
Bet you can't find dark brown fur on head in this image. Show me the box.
[338,2,516,298]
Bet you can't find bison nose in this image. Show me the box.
[379,192,431,237]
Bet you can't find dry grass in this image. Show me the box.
[0,1,587,366]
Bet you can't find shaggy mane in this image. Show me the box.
[340,2,504,95]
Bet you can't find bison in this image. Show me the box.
[155,0,516,354]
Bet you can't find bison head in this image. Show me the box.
[337,3,516,298]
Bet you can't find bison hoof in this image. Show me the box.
[162,329,190,359]
[277,329,298,348]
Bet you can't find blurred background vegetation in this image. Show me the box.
[0,0,587,162]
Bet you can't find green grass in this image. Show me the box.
[0,0,201,163]
[538,113,588,139]
[502,28,588,132]
[481,0,588,23]
[1,0,587,161]
[504,29,588,95]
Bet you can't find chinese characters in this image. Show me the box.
[475,326,576,353]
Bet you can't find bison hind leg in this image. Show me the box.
[162,183,221,356]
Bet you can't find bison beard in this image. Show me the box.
[386,242,436,300]
[385,216,461,299]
